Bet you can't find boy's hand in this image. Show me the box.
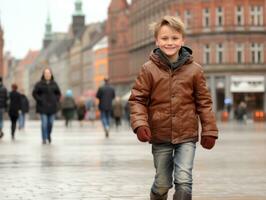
[201,136,216,149]
[136,126,151,142]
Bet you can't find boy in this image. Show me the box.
[128,16,218,200]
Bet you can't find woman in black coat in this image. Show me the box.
[8,84,21,140]
[32,67,61,144]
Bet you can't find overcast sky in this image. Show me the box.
[0,0,115,59]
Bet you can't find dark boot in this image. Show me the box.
[173,189,192,200]
[150,191,168,200]
[104,127,109,138]
[48,135,52,144]
[0,131,4,139]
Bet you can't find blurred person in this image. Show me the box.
[61,89,76,127]
[0,77,8,139]
[236,101,247,123]
[32,67,61,144]
[85,97,96,125]
[124,101,130,126]
[96,78,115,138]
[8,84,22,140]
[112,96,123,130]
[129,16,218,200]
[76,97,86,127]
[18,89,29,130]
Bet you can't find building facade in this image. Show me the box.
[108,0,266,119]
[93,36,109,89]
[107,0,131,96]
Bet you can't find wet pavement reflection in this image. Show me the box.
[0,120,265,200]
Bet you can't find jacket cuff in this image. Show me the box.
[131,120,149,133]
[201,131,218,139]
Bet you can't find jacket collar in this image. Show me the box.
[150,46,193,71]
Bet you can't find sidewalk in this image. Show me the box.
[0,120,265,200]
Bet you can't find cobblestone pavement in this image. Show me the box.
[0,120,266,200]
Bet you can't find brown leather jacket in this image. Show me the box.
[129,47,218,144]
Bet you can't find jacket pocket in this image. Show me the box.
[149,110,160,128]
[181,111,198,132]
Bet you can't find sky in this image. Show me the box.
[0,0,114,59]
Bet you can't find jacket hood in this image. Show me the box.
[150,46,193,70]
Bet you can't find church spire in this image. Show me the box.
[72,0,85,37]
[74,0,84,16]
[43,14,52,48]
[44,15,52,40]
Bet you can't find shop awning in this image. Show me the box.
[230,76,265,93]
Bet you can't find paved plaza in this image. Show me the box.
[0,120,266,200]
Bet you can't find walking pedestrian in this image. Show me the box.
[112,96,123,130]
[76,97,86,127]
[61,89,76,127]
[18,89,29,130]
[129,16,218,200]
[236,101,247,123]
[0,77,8,139]
[32,67,61,144]
[85,98,96,125]
[124,101,130,126]
[8,84,21,140]
[96,78,115,138]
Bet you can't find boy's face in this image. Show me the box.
[155,25,184,60]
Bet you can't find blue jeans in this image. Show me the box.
[40,114,55,141]
[151,142,196,195]
[0,108,4,130]
[100,110,111,129]
[18,112,25,129]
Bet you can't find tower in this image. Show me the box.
[43,15,52,48]
[72,0,85,37]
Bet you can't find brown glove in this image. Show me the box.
[201,136,216,149]
[136,126,151,142]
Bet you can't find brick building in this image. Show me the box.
[108,0,266,118]
[107,0,131,95]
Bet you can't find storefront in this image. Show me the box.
[230,76,265,119]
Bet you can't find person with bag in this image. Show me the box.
[129,16,218,200]
[32,67,61,144]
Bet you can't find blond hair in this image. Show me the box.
[150,15,186,38]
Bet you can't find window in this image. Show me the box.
[235,5,244,26]
[216,7,223,27]
[250,6,264,26]
[204,44,211,64]
[216,43,223,64]
[236,44,244,64]
[184,10,192,29]
[251,43,264,63]
[203,8,210,28]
